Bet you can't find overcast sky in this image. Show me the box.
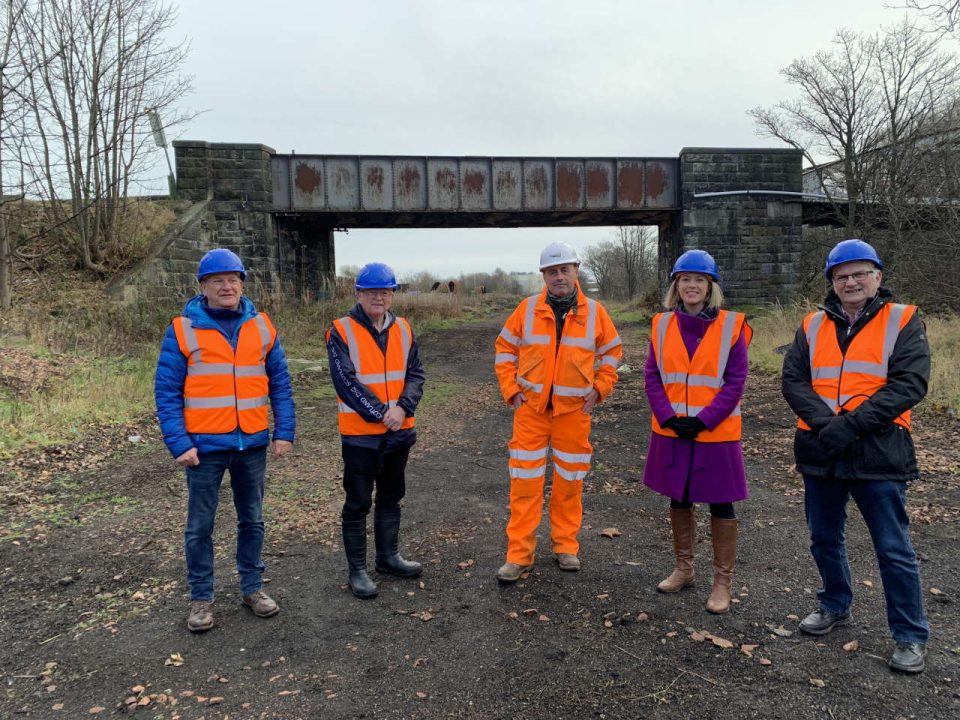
[170,0,903,279]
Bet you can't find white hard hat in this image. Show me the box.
[539,241,580,270]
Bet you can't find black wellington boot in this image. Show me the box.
[342,518,378,599]
[374,507,422,578]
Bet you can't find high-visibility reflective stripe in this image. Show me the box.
[180,318,202,363]
[398,317,412,368]
[662,372,688,384]
[499,328,521,345]
[235,365,267,377]
[842,360,886,376]
[495,353,518,364]
[523,295,550,345]
[673,402,742,417]
[510,447,549,461]
[252,314,272,357]
[518,377,544,392]
[670,401,688,415]
[812,366,842,380]
[337,316,361,368]
[357,370,406,384]
[554,465,588,481]
[338,402,357,414]
[806,311,825,369]
[686,374,723,388]
[187,363,234,376]
[553,384,593,397]
[818,394,837,411]
[510,466,546,479]
[559,298,597,350]
[553,449,592,464]
[654,312,671,386]
[237,396,268,410]
[715,311,738,379]
[184,395,235,409]
[597,336,622,355]
[884,304,907,365]
[600,355,619,367]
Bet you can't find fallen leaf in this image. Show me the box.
[786,614,799,621]
[809,678,826,688]
[164,653,184,667]
[416,692,427,699]
[89,708,105,714]
[930,587,943,595]
[842,640,859,652]
[52,703,63,711]
[538,614,550,622]
[603,620,613,628]
[862,580,874,588]
[456,559,475,570]
[765,624,793,638]
[637,612,649,621]
[690,632,706,642]
[596,593,610,601]
[665,631,678,638]
[522,608,538,615]
[599,527,621,538]
[507,612,519,620]
[137,697,151,707]
[131,685,145,694]
[759,658,772,666]
[711,636,734,649]
[277,690,300,696]
[740,644,758,657]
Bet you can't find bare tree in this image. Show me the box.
[12,0,192,275]
[582,226,658,300]
[903,1,960,32]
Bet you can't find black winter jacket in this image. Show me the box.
[781,287,929,481]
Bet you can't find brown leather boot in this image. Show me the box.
[657,507,696,593]
[706,517,738,614]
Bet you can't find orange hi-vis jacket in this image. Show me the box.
[328,315,416,436]
[650,309,752,443]
[172,313,276,435]
[495,285,622,416]
[798,302,917,431]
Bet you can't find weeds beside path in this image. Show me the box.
[0,318,958,719]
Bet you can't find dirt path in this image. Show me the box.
[1,319,959,719]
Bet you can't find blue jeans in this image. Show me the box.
[804,474,929,643]
[185,446,267,600]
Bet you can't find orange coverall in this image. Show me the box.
[495,284,622,564]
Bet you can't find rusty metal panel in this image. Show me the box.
[460,159,490,210]
[291,157,325,210]
[492,159,522,210]
[556,160,584,209]
[523,160,553,210]
[585,160,615,209]
[427,158,459,210]
[271,156,290,209]
[325,157,359,210]
[360,158,393,210]
[645,159,676,207]
[617,159,645,209]
[394,158,427,210]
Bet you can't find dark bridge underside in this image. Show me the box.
[273,209,675,229]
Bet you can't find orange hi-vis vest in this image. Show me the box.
[495,287,622,416]
[650,309,752,443]
[329,315,416,436]
[798,302,917,431]
[173,313,276,435]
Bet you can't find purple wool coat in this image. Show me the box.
[642,309,750,503]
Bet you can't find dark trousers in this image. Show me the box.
[341,443,410,520]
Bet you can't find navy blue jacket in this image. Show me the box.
[327,304,425,450]
[155,296,296,458]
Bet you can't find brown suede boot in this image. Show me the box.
[706,517,738,614]
[657,507,696,593]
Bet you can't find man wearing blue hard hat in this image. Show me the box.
[155,248,295,632]
[782,238,931,673]
[326,262,426,599]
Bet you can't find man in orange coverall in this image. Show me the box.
[494,241,622,583]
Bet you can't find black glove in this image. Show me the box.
[818,415,859,457]
[661,416,680,431]
[671,416,707,440]
[806,416,832,431]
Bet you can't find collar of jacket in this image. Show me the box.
[535,281,587,315]
[820,286,893,328]
[349,302,395,334]
[182,294,257,329]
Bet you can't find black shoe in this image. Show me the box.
[343,518,379,599]
[889,642,927,674]
[374,507,422,578]
[799,608,851,636]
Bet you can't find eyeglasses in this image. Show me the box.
[360,289,394,298]
[832,270,875,285]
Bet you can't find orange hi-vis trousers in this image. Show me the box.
[506,402,593,565]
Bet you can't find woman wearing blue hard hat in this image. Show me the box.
[325,262,426,599]
[782,238,931,673]
[642,249,752,614]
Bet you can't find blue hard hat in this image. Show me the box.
[671,249,720,282]
[355,262,398,290]
[824,239,883,280]
[197,248,246,281]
